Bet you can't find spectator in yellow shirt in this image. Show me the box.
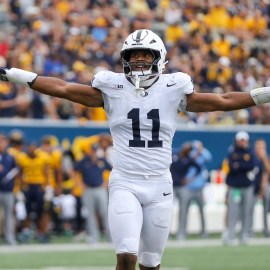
[246,9,268,37]
[16,141,51,243]
[165,23,185,46]
[38,136,63,195]
[211,33,231,57]
[205,3,230,30]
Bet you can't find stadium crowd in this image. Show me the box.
[1,0,270,124]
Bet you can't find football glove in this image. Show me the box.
[0,67,38,87]
[250,87,270,105]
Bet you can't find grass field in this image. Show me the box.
[0,239,270,270]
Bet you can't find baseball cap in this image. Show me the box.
[235,131,249,141]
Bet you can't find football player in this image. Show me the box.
[1,29,270,270]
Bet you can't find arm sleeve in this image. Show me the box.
[74,160,82,172]
[176,73,195,112]
[91,70,116,114]
[91,70,114,95]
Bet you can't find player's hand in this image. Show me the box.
[0,67,10,82]
[0,67,38,87]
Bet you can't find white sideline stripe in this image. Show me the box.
[41,266,189,270]
[1,238,270,254]
[1,266,189,270]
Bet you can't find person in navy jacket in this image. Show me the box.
[0,132,18,245]
[249,139,270,237]
[170,142,201,240]
[223,131,256,245]
[74,143,112,243]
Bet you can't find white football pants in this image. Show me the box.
[108,170,173,267]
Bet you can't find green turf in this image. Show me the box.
[0,245,269,270]
[163,246,270,270]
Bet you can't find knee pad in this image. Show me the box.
[117,238,139,254]
[139,252,160,267]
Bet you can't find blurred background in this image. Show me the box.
[0,0,270,252]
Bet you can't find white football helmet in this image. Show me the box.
[120,29,167,87]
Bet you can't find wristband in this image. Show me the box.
[250,87,270,105]
[6,68,38,87]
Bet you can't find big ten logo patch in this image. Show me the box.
[114,84,123,89]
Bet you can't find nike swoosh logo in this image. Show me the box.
[167,83,176,87]
[163,192,171,196]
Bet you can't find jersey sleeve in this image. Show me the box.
[175,72,194,112]
[91,70,115,96]
[173,72,194,94]
[91,70,120,115]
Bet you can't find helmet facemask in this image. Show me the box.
[120,29,167,89]
[122,49,160,77]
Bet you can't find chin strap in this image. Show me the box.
[135,75,147,97]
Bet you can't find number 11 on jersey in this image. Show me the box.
[128,108,163,148]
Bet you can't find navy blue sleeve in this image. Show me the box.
[74,159,83,172]
[228,150,255,173]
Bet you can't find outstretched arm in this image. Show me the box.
[186,91,256,112]
[0,67,103,107]
[33,76,103,107]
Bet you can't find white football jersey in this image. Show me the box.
[92,71,194,176]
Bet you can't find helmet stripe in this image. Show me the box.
[135,30,143,42]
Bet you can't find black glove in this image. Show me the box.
[0,67,9,82]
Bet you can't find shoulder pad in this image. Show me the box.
[91,70,111,88]
[173,72,194,94]
[91,71,122,97]
[173,72,190,81]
